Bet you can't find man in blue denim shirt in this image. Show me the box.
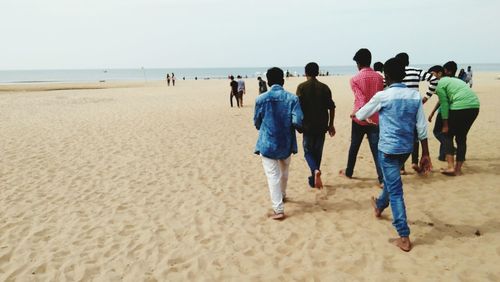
[254,67,303,220]
[355,58,432,251]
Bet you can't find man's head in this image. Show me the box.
[230,75,234,80]
[395,52,410,67]
[266,67,285,87]
[383,58,406,85]
[373,61,384,72]
[305,62,319,77]
[428,65,444,79]
[257,76,262,81]
[237,75,242,79]
[353,48,371,69]
[467,65,471,71]
[443,61,458,77]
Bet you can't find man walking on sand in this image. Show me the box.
[254,67,303,220]
[355,58,432,252]
[236,75,246,107]
[339,49,384,187]
[296,62,336,189]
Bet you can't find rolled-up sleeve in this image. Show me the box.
[355,93,381,121]
[292,98,303,129]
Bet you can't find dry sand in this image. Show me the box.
[1,73,499,281]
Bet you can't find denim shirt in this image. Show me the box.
[254,84,303,159]
[355,83,427,155]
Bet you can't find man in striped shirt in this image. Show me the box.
[395,53,438,173]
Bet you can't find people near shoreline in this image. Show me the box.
[258,76,268,94]
[236,75,245,107]
[166,74,171,86]
[466,66,473,88]
[339,49,384,186]
[395,52,438,174]
[356,58,432,252]
[296,62,336,189]
[254,67,303,220]
[229,75,238,107]
[373,61,384,77]
[171,73,176,86]
[436,61,480,176]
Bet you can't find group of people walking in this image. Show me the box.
[253,49,480,252]
[229,75,246,107]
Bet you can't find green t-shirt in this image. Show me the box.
[436,77,480,119]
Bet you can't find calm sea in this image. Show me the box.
[1,64,499,84]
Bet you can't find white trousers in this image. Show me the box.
[261,156,291,213]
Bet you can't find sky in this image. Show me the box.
[1,0,500,70]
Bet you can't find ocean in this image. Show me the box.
[1,64,499,84]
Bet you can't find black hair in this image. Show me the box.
[230,75,234,80]
[237,75,242,79]
[353,48,371,67]
[395,52,409,66]
[384,58,406,82]
[443,61,458,76]
[305,62,319,77]
[257,76,262,80]
[266,67,284,86]
[428,65,444,73]
[373,61,384,72]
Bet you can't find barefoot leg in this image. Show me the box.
[371,196,382,218]
[389,237,412,252]
[314,170,323,189]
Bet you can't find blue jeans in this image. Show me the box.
[344,121,383,183]
[375,151,411,237]
[303,133,325,187]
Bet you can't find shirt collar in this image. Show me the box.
[389,83,407,88]
[359,67,373,72]
[270,84,284,90]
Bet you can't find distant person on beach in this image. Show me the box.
[436,61,480,176]
[373,61,384,77]
[396,52,438,174]
[171,73,176,86]
[296,62,336,189]
[236,75,245,107]
[229,75,238,107]
[339,49,384,187]
[166,74,171,86]
[458,68,467,82]
[258,76,268,94]
[254,67,303,220]
[426,65,447,162]
[466,66,473,88]
[356,58,432,252]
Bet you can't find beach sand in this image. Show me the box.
[1,73,499,281]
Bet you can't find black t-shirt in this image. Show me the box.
[230,80,238,94]
[259,80,268,93]
[296,78,335,134]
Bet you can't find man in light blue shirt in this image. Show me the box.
[355,58,432,252]
[254,67,303,220]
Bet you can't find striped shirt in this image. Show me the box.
[402,66,438,98]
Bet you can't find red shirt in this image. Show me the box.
[350,67,384,125]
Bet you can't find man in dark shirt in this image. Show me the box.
[229,75,238,107]
[296,62,336,188]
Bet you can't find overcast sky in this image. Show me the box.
[1,0,499,69]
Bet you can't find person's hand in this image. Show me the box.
[419,155,432,174]
[428,113,434,123]
[349,114,356,119]
[328,125,336,137]
[366,118,376,125]
[422,96,428,104]
[442,124,449,134]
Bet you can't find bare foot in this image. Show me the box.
[389,237,412,252]
[440,168,456,176]
[411,163,422,173]
[269,212,285,220]
[338,169,352,179]
[379,183,384,189]
[371,197,382,218]
[314,170,323,189]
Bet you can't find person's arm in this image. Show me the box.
[355,93,382,121]
[435,82,450,133]
[428,101,440,122]
[292,97,304,133]
[415,100,432,173]
[350,79,364,115]
[420,71,438,103]
[326,87,336,137]
[254,101,262,130]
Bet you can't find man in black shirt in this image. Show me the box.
[229,75,238,107]
[258,76,268,94]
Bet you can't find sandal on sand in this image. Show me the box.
[269,212,285,220]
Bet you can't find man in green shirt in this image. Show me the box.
[435,61,480,176]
